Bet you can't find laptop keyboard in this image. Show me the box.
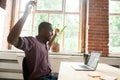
[80,65,91,69]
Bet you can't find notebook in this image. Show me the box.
[71,51,101,71]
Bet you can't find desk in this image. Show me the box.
[58,62,120,80]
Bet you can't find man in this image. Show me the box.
[7,1,59,80]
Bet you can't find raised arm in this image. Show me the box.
[7,1,36,46]
[48,29,59,47]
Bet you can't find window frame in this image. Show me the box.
[9,0,87,53]
[109,0,120,55]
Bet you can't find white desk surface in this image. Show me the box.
[58,62,120,80]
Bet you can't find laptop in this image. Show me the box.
[71,51,101,71]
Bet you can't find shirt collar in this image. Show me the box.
[36,36,46,43]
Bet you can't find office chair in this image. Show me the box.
[22,57,30,80]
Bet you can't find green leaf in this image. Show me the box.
[54,25,67,43]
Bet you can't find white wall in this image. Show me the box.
[0,51,120,79]
[16,52,120,73]
[0,8,5,50]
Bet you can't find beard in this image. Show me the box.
[45,36,51,41]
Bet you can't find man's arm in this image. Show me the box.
[7,1,36,47]
[48,29,59,47]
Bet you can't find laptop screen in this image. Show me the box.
[87,52,101,69]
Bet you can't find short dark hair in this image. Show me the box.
[38,21,52,34]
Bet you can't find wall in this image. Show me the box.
[86,0,109,56]
[2,0,12,50]
[0,51,120,79]
[0,0,6,50]
[0,8,5,50]
[0,52,23,79]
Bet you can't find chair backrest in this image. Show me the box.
[22,57,29,80]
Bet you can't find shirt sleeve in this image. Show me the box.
[15,37,33,52]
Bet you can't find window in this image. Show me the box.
[37,0,62,10]
[109,0,120,55]
[15,0,85,52]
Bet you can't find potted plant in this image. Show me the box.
[51,25,66,52]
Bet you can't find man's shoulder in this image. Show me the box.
[22,36,36,39]
[20,36,37,42]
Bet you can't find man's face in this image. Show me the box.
[44,26,53,41]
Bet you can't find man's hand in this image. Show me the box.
[24,1,36,15]
[55,28,60,36]
[48,28,59,47]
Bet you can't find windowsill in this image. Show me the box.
[0,49,24,53]
[109,54,120,58]
[0,50,120,58]
[49,51,83,56]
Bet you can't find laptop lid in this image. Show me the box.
[87,51,101,69]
